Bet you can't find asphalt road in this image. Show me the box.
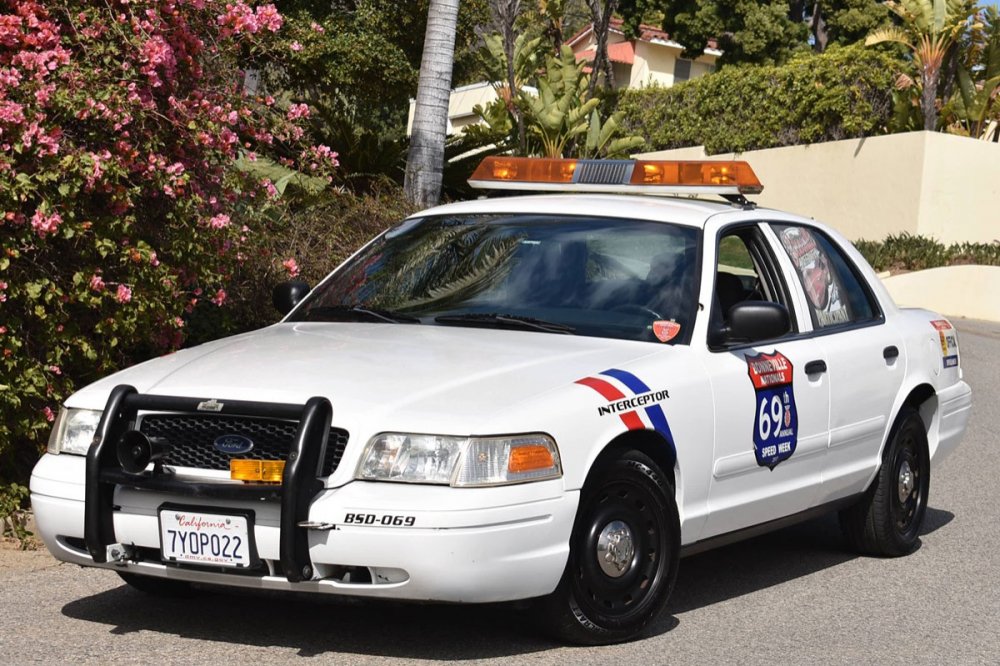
[2,320,998,665]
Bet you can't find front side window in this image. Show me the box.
[772,224,878,329]
[290,214,702,344]
[712,226,796,333]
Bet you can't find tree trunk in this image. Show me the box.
[921,67,938,131]
[491,0,525,153]
[810,1,828,53]
[587,0,617,96]
[404,0,461,209]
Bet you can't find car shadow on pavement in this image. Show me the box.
[656,506,955,618]
[60,508,955,658]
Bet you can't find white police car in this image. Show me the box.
[30,157,972,644]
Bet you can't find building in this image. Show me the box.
[407,19,721,136]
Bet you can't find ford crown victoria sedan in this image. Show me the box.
[31,158,972,644]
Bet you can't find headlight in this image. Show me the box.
[356,432,561,487]
[47,408,103,455]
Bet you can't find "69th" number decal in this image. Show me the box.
[343,513,416,527]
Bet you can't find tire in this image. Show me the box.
[839,407,930,557]
[117,572,196,597]
[533,449,680,645]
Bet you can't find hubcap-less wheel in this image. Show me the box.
[533,449,679,644]
[839,407,929,557]
[574,478,665,615]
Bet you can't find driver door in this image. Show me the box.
[698,221,831,540]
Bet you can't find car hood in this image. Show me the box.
[69,322,668,433]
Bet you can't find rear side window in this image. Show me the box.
[772,224,879,329]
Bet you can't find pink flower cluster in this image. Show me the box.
[286,103,309,121]
[30,209,62,238]
[302,144,339,172]
[217,2,282,36]
[282,257,299,278]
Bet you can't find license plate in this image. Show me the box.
[158,507,255,569]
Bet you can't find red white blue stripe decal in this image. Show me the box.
[575,368,675,454]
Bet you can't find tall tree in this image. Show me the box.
[866,0,978,131]
[619,1,889,64]
[405,0,461,208]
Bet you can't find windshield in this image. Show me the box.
[289,213,701,344]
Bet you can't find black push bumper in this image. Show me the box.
[84,384,332,582]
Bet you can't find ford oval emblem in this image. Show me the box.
[213,434,254,455]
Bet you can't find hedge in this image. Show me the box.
[619,44,902,155]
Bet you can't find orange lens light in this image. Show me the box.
[470,156,578,184]
[230,459,285,483]
[508,445,555,473]
[631,160,763,193]
[470,156,763,194]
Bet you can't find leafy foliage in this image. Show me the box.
[0,482,31,547]
[945,6,1000,140]
[0,1,335,484]
[855,233,1000,272]
[865,0,980,131]
[618,44,900,154]
[471,43,645,158]
[618,0,890,64]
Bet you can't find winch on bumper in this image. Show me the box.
[29,385,577,603]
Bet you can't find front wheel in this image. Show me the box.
[840,407,930,556]
[534,449,680,645]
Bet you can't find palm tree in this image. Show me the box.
[866,0,979,131]
[404,0,461,208]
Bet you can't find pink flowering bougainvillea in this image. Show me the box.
[0,0,337,480]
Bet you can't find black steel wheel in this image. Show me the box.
[534,449,679,645]
[840,407,930,557]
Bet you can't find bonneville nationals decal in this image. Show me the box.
[745,351,798,470]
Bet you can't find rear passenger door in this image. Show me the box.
[698,221,831,540]
[769,223,905,500]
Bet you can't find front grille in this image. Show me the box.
[138,414,349,477]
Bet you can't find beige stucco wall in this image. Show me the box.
[632,40,677,87]
[882,266,1000,321]
[637,132,1000,243]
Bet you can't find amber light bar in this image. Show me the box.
[231,459,285,484]
[468,156,763,195]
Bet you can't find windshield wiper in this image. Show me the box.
[434,312,575,334]
[302,305,421,324]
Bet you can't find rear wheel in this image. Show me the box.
[534,449,679,645]
[840,407,930,556]
[117,572,196,597]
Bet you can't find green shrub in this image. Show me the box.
[855,234,1000,272]
[619,44,901,155]
[187,186,417,341]
[0,482,31,548]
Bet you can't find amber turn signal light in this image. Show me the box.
[508,445,556,473]
[230,459,285,483]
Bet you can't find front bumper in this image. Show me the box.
[31,453,578,603]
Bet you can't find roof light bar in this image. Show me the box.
[468,156,763,196]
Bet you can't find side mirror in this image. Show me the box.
[712,301,790,346]
[273,280,311,316]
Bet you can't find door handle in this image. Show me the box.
[883,345,899,360]
[805,360,827,375]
